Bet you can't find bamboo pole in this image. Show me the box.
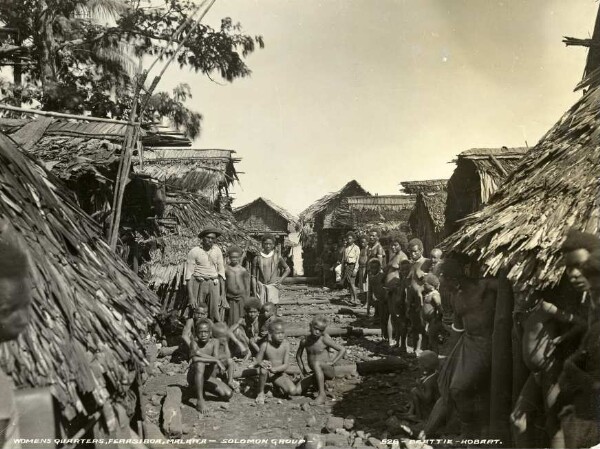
[0,103,139,125]
[107,0,217,249]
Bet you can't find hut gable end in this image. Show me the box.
[234,197,297,235]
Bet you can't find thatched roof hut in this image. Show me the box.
[0,132,159,432]
[443,86,600,293]
[299,180,370,232]
[144,192,259,311]
[444,146,529,234]
[134,148,239,206]
[400,179,447,195]
[346,195,415,233]
[409,189,448,255]
[0,118,139,216]
[234,197,298,238]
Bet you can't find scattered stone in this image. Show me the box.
[385,415,402,432]
[306,415,317,427]
[277,399,283,404]
[325,417,345,433]
[181,424,192,435]
[335,428,350,437]
[355,431,365,439]
[303,433,324,449]
[219,403,230,410]
[325,434,351,447]
[352,437,364,448]
[150,395,162,407]
[343,416,355,430]
[367,437,384,449]
[161,387,182,438]
[301,403,311,412]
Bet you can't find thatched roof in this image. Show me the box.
[134,148,239,200]
[234,197,298,235]
[299,180,370,224]
[0,132,159,426]
[400,179,447,194]
[410,191,447,233]
[144,192,259,303]
[346,195,416,231]
[444,85,600,292]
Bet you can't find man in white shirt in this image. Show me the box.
[185,228,226,322]
[341,231,361,305]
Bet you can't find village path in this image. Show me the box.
[142,284,424,449]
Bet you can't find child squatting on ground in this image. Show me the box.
[252,318,302,404]
[296,315,346,405]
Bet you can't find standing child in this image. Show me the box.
[296,315,346,405]
[258,302,277,344]
[252,234,290,305]
[225,246,250,326]
[421,274,443,353]
[253,319,302,404]
[184,319,233,414]
[367,258,385,317]
[357,235,370,304]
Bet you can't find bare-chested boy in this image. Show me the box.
[231,299,261,355]
[253,319,301,404]
[184,319,233,414]
[421,274,443,353]
[225,246,250,326]
[296,315,346,405]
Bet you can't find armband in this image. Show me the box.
[451,324,465,333]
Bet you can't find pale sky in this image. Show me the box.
[160,0,597,215]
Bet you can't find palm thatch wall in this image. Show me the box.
[445,146,528,234]
[346,195,415,234]
[143,192,259,311]
[409,190,448,254]
[0,132,159,432]
[234,197,298,236]
[443,84,600,293]
[134,148,239,204]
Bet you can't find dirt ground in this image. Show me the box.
[141,284,427,449]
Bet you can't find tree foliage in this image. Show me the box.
[0,0,264,138]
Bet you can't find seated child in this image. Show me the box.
[367,258,385,318]
[258,302,277,344]
[231,299,261,356]
[422,274,443,353]
[253,319,301,404]
[402,350,440,420]
[225,245,250,326]
[184,319,233,414]
[296,315,346,405]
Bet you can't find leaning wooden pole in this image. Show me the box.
[106,0,217,250]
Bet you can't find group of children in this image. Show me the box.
[365,238,446,354]
[182,297,346,412]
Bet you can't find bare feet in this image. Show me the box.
[196,398,209,415]
[255,392,265,404]
[311,393,327,405]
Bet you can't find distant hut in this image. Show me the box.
[400,179,447,195]
[144,191,260,311]
[408,189,448,255]
[444,147,528,234]
[0,132,159,438]
[346,195,415,234]
[233,197,298,249]
[299,180,369,275]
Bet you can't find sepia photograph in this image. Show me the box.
[0,0,599,448]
